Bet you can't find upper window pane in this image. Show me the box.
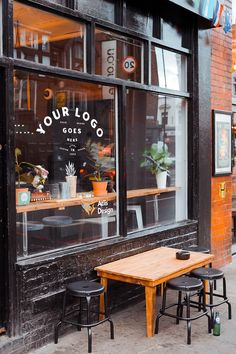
[162,19,183,47]
[125,2,153,36]
[14,70,118,257]
[151,46,187,91]
[48,0,115,23]
[95,27,143,83]
[13,1,85,72]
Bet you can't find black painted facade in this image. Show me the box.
[0,1,212,353]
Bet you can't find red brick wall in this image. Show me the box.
[211,7,232,267]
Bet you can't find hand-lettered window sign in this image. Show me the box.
[36,107,104,157]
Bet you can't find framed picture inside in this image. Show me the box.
[212,110,232,176]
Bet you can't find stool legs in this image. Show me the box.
[198,276,232,328]
[155,285,211,344]
[55,289,114,353]
[223,277,232,320]
[186,292,191,344]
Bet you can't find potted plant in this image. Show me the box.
[15,148,49,204]
[84,140,115,196]
[140,142,173,188]
[65,161,77,198]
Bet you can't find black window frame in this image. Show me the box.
[1,0,197,261]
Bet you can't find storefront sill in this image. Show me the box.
[15,219,198,270]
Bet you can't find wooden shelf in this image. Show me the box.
[16,187,179,214]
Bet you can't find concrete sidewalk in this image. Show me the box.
[29,256,236,354]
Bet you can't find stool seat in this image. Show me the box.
[67,280,105,297]
[183,245,210,253]
[191,267,224,280]
[167,276,203,292]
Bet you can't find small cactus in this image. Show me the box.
[65,161,76,176]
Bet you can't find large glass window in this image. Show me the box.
[95,27,143,83]
[125,2,153,36]
[13,1,85,71]
[126,90,187,233]
[14,70,118,257]
[151,46,187,91]
[48,0,115,22]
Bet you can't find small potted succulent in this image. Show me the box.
[65,161,77,198]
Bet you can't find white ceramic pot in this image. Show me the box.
[156,171,167,189]
[66,175,77,198]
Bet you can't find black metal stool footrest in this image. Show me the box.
[54,280,114,353]
[190,268,232,327]
[155,276,211,345]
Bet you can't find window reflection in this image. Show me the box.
[126,90,187,232]
[14,70,118,257]
[48,0,115,22]
[95,27,143,83]
[162,19,183,47]
[13,1,85,71]
[151,46,187,91]
[125,3,153,36]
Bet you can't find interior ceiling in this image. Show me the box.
[14,2,83,42]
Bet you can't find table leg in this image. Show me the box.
[145,286,156,337]
[99,277,108,320]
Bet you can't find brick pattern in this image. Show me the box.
[211,2,232,267]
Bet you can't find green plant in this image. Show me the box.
[85,139,115,181]
[15,148,49,190]
[140,142,173,175]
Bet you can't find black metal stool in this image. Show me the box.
[54,280,114,353]
[183,245,210,254]
[190,267,232,327]
[182,245,216,288]
[155,276,211,345]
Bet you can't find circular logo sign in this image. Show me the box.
[122,56,136,74]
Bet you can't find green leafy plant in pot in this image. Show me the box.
[140,142,173,188]
[84,139,115,196]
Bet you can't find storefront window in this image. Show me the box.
[48,0,115,22]
[151,46,187,91]
[126,90,187,232]
[14,70,118,257]
[125,3,153,36]
[74,0,115,22]
[95,27,143,83]
[13,1,85,71]
[161,19,183,47]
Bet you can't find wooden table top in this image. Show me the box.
[16,187,178,213]
[95,246,214,287]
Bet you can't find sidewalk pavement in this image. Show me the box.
[29,255,236,354]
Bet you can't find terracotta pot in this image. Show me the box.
[92,181,108,197]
